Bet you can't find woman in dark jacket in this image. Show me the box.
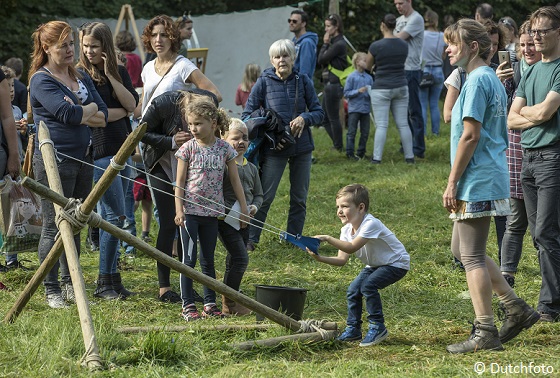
[242,39,324,251]
[141,89,218,303]
[317,13,347,152]
[29,21,108,308]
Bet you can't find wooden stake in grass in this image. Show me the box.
[231,330,338,350]
[3,121,147,370]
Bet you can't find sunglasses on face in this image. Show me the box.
[288,19,298,24]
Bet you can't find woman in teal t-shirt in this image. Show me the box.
[442,19,539,354]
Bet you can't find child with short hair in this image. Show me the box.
[308,184,409,346]
[343,53,373,160]
[218,118,263,315]
[175,97,250,321]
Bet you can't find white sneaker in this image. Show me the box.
[61,283,76,303]
[46,293,69,309]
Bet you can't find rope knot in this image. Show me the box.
[297,319,330,339]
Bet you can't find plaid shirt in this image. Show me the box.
[507,129,524,199]
[504,74,524,199]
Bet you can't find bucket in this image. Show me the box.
[255,285,308,321]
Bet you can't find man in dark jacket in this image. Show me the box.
[290,9,319,80]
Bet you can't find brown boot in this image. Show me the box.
[222,295,251,316]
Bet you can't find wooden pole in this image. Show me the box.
[116,324,274,334]
[4,122,146,369]
[231,330,338,350]
[21,177,310,333]
[33,121,102,369]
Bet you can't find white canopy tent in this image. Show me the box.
[69,5,295,114]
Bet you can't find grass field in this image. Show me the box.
[0,121,558,377]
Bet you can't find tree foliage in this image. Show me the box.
[0,0,556,82]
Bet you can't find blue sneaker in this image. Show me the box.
[359,323,388,347]
[337,326,362,341]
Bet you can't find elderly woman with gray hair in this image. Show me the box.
[242,39,324,251]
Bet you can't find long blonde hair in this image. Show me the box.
[29,21,81,79]
[77,22,122,86]
[241,63,261,92]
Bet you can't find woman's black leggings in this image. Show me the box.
[149,164,182,288]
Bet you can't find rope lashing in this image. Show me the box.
[38,138,55,149]
[297,319,331,339]
[54,198,103,236]
[79,335,103,369]
[109,157,125,171]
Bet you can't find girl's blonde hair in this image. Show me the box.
[351,52,367,69]
[182,96,230,138]
[241,63,261,92]
[77,22,122,86]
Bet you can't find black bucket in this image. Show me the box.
[255,285,308,321]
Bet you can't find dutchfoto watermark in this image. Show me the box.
[473,361,554,375]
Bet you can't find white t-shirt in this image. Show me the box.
[395,10,424,71]
[340,214,410,270]
[444,68,463,90]
[141,55,197,116]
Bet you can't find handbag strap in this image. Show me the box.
[292,75,299,121]
[145,58,177,105]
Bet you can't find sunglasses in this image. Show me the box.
[288,19,299,24]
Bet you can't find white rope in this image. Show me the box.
[297,319,331,339]
[79,335,102,368]
[54,150,293,238]
[109,157,125,171]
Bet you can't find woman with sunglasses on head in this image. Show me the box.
[29,21,108,309]
[317,13,347,153]
[78,22,139,300]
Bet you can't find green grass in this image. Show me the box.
[0,121,558,377]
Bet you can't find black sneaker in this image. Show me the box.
[538,311,559,322]
[6,260,31,271]
[502,274,515,288]
[158,290,181,303]
[346,154,360,161]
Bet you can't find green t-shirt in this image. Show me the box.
[516,58,560,149]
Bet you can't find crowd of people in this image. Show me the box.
[0,1,559,354]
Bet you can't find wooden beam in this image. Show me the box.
[231,330,338,350]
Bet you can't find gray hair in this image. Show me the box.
[269,39,296,60]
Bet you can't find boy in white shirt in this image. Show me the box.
[308,184,409,346]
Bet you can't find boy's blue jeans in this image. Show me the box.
[346,265,408,327]
[346,112,370,158]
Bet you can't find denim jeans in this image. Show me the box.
[346,265,408,327]
[405,70,426,157]
[218,220,249,292]
[179,215,218,307]
[419,66,444,136]
[33,152,93,295]
[322,83,344,150]
[521,143,560,315]
[501,198,530,273]
[121,158,137,255]
[249,152,312,243]
[346,112,370,158]
[371,86,414,161]
[93,155,131,274]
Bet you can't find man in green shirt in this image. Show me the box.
[508,6,560,323]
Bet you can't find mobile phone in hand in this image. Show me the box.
[498,51,511,70]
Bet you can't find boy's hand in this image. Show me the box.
[358,86,367,93]
[248,204,258,216]
[306,247,320,259]
[239,208,250,229]
[314,235,331,243]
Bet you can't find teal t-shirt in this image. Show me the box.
[515,58,560,149]
[450,66,509,202]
